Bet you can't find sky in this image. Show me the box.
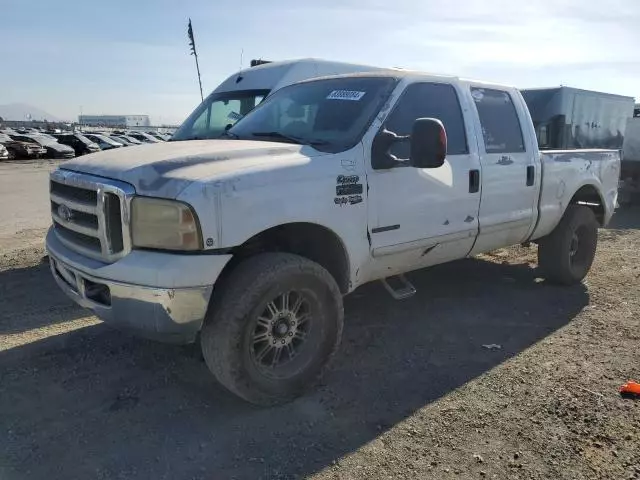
[1,0,638,125]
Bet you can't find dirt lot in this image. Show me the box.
[0,159,60,252]
[1,191,639,478]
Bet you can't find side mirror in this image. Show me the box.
[410,118,447,169]
[371,129,401,170]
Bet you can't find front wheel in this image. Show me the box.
[201,253,344,406]
[538,205,598,285]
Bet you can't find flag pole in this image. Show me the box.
[187,18,204,102]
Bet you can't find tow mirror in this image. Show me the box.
[410,118,447,169]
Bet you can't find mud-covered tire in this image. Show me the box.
[201,253,344,406]
[538,205,598,285]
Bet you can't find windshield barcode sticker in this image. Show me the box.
[227,111,243,121]
[326,90,366,101]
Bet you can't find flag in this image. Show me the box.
[187,18,196,56]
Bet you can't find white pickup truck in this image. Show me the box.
[46,70,620,405]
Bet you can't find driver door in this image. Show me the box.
[367,82,481,274]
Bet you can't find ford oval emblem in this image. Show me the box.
[58,204,73,222]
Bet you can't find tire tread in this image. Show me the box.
[538,205,598,285]
[201,253,343,406]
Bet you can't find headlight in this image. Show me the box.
[131,197,203,251]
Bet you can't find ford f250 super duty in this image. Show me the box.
[46,71,620,405]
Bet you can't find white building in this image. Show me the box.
[79,115,151,127]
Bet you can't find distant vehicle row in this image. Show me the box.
[0,127,171,160]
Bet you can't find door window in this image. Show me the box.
[383,82,468,160]
[471,88,525,153]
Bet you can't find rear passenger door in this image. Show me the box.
[468,87,539,254]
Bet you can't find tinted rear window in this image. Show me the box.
[471,88,525,154]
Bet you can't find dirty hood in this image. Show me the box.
[61,139,318,198]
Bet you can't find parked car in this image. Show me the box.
[47,69,620,406]
[109,132,144,145]
[9,134,72,158]
[83,133,123,150]
[0,132,45,159]
[53,133,100,156]
[105,134,141,147]
[106,135,135,146]
[145,132,166,142]
[117,134,143,145]
[125,132,160,143]
[0,143,8,160]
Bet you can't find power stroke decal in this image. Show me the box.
[334,175,363,206]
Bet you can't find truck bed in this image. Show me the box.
[532,149,620,239]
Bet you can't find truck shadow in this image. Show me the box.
[0,257,588,480]
[607,205,640,230]
[0,259,88,335]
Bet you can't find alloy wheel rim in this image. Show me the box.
[250,291,312,372]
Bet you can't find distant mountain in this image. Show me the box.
[0,103,62,122]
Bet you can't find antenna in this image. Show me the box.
[235,48,245,84]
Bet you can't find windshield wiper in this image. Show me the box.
[251,131,332,148]
[304,138,332,147]
[251,131,304,144]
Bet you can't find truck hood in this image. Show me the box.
[61,139,322,198]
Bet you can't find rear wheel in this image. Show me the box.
[538,205,598,285]
[201,253,344,406]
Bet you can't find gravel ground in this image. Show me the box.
[0,204,638,480]
[0,159,59,250]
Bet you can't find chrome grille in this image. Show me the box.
[50,170,135,263]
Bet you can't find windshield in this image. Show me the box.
[74,133,95,146]
[171,89,270,141]
[228,77,397,153]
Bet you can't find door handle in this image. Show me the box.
[526,165,535,186]
[469,169,480,193]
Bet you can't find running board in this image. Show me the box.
[380,274,416,300]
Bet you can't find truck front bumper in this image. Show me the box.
[46,228,232,344]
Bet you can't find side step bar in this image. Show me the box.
[380,274,416,300]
